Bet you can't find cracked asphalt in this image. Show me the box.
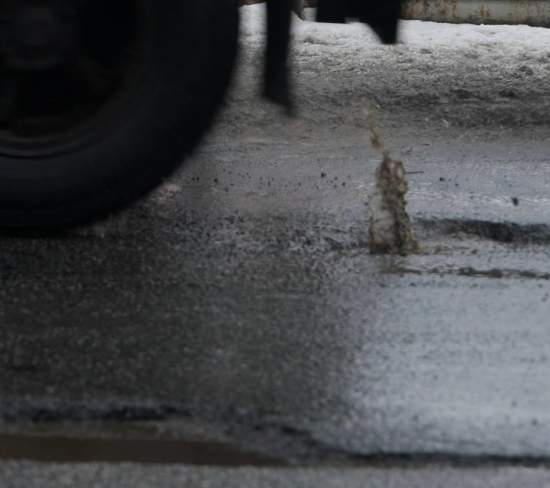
[2,9,550,485]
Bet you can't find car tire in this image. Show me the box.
[0,0,239,229]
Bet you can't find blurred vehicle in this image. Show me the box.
[0,0,238,229]
[0,0,546,229]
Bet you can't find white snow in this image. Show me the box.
[230,4,550,135]
[240,4,550,55]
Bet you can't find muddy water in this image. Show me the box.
[0,433,283,466]
[366,109,420,256]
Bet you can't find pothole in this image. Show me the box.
[416,218,550,245]
[388,265,550,281]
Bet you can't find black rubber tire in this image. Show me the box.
[0,0,239,229]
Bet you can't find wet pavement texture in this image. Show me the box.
[1,125,549,463]
[2,462,550,488]
[1,14,550,468]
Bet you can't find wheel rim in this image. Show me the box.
[0,0,146,158]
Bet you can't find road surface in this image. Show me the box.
[1,7,550,485]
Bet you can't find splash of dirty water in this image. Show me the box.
[366,108,420,256]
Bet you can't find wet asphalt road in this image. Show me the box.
[3,463,550,488]
[1,122,550,463]
[2,13,550,470]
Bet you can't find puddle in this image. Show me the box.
[0,434,284,466]
[3,432,549,468]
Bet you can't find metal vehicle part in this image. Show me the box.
[402,0,550,27]
[244,0,550,27]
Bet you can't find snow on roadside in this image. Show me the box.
[231,4,550,133]
[240,4,550,55]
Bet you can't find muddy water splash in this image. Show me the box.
[366,109,420,255]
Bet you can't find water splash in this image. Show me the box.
[366,108,420,256]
